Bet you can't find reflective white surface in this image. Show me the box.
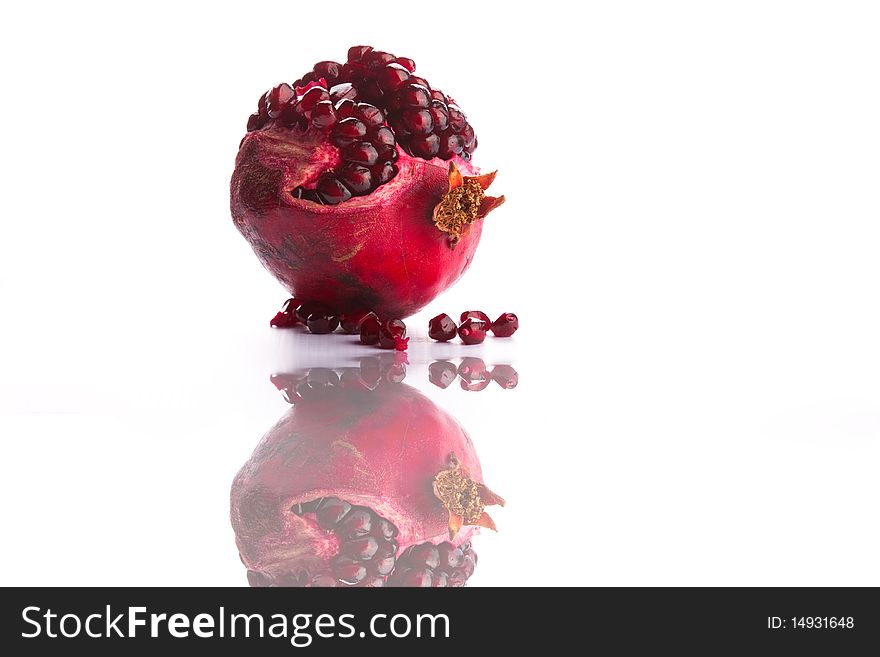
[2,1,880,586]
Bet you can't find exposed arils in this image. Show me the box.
[245,46,479,205]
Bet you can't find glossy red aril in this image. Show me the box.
[231,46,505,319]
[428,313,457,342]
[378,319,408,351]
[359,313,382,345]
[307,313,340,334]
[270,298,302,328]
[458,318,487,345]
[460,310,491,325]
[491,312,519,337]
[340,309,373,334]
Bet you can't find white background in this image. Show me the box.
[1,1,879,586]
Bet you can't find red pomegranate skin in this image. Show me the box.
[230,381,485,577]
[231,130,485,319]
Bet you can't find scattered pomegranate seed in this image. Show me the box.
[269,298,301,327]
[340,309,373,334]
[295,301,327,323]
[460,310,490,325]
[491,312,519,337]
[378,319,407,350]
[428,313,458,342]
[307,313,340,334]
[359,313,382,345]
[457,318,487,345]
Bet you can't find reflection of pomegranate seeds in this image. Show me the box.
[491,365,519,389]
[428,361,458,389]
[388,541,477,587]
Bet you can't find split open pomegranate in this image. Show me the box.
[230,361,503,587]
[231,46,505,319]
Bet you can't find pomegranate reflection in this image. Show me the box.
[230,356,504,587]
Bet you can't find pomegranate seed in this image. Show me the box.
[397,84,430,108]
[340,309,373,334]
[347,45,373,63]
[458,318,487,345]
[459,357,491,391]
[307,368,339,388]
[428,313,457,341]
[491,364,519,389]
[295,301,327,323]
[313,61,341,81]
[367,51,395,68]
[374,162,398,184]
[378,319,407,350]
[371,126,397,159]
[269,298,301,328]
[329,82,357,103]
[270,311,296,328]
[310,101,337,129]
[266,83,296,118]
[409,133,440,158]
[306,313,340,334]
[334,117,367,139]
[393,57,416,73]
[384,358,407,381]
[334,98,357,119]
[401,109,433,134]
[355,103,385,127]
[316,497,352,529]
[357,355,382,387]
[460,310,491,325]
[440,132,464,158]
[491,312,519,337]
[315,173,351,204]
[339,163,372,194]
[428,360,458,389]
[300,86,328,112]
[377,63,411,92]
[429,101,449,131]
[359,313,381,345]
[342,141,379,166]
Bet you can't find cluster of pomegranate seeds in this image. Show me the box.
[386,541,476,587]
[271,357,410,403]
[428,359,519,390]
[428,311,518,344]
[246,498,476,588]
[246,46,477,205]
[268,298,408,350]
[247,495,413,588]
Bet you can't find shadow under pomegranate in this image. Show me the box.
[230,363,503,587]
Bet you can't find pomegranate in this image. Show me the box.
[231,46,505,319]
[231,360,504,587]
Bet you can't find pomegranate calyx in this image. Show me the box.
[432,162,505,248]
[433,454,503,539]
